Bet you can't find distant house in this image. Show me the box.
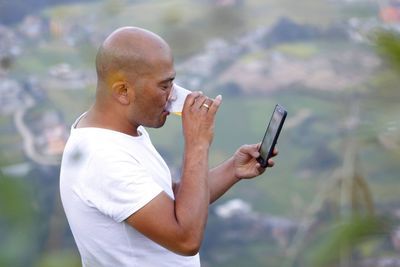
[380,0,400,23]
[18,15,48,39]
[0,79,24,115]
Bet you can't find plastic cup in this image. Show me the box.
[165,84,191,116]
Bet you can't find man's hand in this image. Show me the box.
[232,144,278,180]
[181,92,222,148]
[207,144,278,204]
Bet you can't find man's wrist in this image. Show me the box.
[226,157,241,183]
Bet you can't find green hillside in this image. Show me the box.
[2,0,399,266]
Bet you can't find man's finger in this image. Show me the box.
[257,163,266,174]
[207,95,222,115]
[267,159,275,167]
[240,143,260,158]
[184,91,202,108]
[193,95,209,110]
[200,98,213,113]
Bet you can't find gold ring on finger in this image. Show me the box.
[202,103,210,109]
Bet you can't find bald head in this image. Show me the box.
[95,27,172,89]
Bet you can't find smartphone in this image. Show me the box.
[257,104,287,168]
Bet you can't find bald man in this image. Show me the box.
[60,27,277,267]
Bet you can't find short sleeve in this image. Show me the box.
[81,148,163,223]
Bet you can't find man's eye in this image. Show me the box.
[161,84,172,90]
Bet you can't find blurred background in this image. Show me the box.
[0,0,400,266]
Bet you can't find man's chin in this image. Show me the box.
[146,118,167,129]
[142,111,170,129]
[155,120,167,128]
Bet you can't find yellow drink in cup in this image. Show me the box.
[166,84,191,116]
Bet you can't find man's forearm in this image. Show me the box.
[208,157,241,204]
[173,144,210,247]
[173,156,239,205]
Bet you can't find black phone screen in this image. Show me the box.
[258,104,287,167]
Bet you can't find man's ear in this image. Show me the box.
[111,81,132,105]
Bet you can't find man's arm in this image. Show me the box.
[125,92,221,256]
[173,145,277,205]
[208,145,277,204]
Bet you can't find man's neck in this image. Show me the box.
[76,106,140,137]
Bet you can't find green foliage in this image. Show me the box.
[308,216,391,267]
[0,177,34,223]
[0,175,37,267]
[374,30,400,72]
[34,250,81,267]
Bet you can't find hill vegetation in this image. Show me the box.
[1,0,400,266]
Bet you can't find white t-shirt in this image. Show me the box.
[60,117,200,267]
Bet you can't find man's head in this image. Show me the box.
[94,27,175,134]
